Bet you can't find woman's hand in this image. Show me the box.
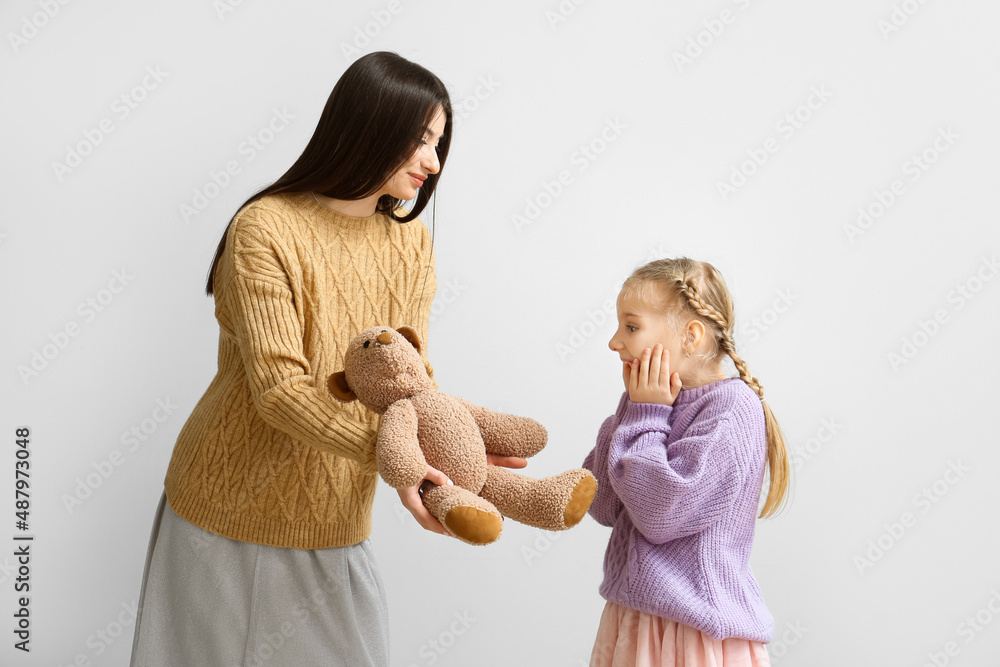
[397,464,453,537]
[398,456,527,537]
[623,344,682,406]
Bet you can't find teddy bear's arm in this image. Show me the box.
[454,397,547,459]
[377,399,429,489]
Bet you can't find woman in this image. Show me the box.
[129,51,524,666]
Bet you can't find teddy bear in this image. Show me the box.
[327,325,597,546]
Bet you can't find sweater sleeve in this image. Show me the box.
[223,209,378,472]
[607,399,740,544]
[582,392,629,527]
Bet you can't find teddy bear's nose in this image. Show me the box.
[376,332,392,345]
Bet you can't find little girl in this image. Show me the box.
[582,257,790,667]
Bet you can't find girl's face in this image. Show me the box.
[608,284,686,369]
[382,105,446,201]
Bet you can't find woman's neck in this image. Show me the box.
[312,192,379,217]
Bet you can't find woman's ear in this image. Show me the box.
[327,371,357,402]
[396,326,422,355]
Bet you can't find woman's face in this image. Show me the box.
[382,105,446,201]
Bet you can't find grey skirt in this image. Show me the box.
[129,491,389,667]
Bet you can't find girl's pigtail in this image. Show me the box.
[718,335,790,519]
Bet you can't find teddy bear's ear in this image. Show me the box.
[396,326,422,355]
[327,371,357,402]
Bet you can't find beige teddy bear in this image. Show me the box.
[327,325,597,546]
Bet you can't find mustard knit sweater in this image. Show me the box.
[163,192,437,549]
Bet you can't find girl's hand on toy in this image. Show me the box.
[623,344,682,406]
[398,464,454,538]
[486,454,528,469]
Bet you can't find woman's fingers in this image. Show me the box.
[486,454,528,469]
[397,485,452,537]
[423,464,452,487]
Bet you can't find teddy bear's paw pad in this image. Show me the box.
[563,473,598,528]
[445,506,503,545]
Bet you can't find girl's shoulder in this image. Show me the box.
[679,378,764,425]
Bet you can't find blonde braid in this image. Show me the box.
[677,278,765,401]
[719,335,765,400]
[675,279,728,333]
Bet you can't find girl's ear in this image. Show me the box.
[327,372,357,402]
[396,326,422,355]
[685,320,704,348]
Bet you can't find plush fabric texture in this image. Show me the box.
[583,380,774,642]
[331,326,598,545]
[162,192,436,549]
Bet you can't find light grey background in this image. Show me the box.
[2,0,999,665]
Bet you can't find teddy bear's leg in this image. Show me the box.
[480,467,597,532]
[420,482,504,546]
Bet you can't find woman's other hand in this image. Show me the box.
[397,464,453,537]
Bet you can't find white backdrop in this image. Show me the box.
[3,1,1000,665]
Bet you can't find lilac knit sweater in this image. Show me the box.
[582,378,773,642]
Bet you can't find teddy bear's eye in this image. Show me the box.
[363,340,370,348]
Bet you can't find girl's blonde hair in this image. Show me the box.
[622,257,790,519]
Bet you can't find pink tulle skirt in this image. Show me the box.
[590,601,772,667]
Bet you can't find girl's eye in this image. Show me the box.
[626,325,638,333]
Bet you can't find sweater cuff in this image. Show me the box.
[621,399,673,425]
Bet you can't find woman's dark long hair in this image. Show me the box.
[205,51,452,295]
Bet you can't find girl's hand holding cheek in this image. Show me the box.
[623,343,683,406]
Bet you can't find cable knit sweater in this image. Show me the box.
[163,192,436,549]
[582,378,773,642]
